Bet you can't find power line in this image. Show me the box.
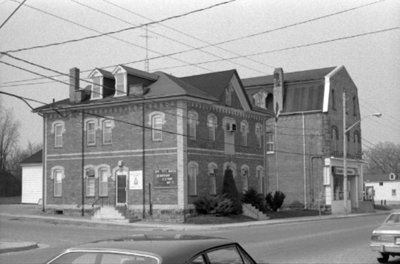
[3,0,236,54]
[70,0,264,75]
[0,0,389,85]
[0,0,27,30]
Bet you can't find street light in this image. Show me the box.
[343,91,381,214]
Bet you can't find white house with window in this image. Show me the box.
[365,172,400,206]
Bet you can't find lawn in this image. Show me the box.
[185,209,328,224]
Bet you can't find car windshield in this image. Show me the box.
[385,214,400,224]
[48,252,159,264]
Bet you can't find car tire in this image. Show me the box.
[377,253,389,263]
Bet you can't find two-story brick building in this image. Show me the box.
[34,66,272,221]
[243,66,366,214]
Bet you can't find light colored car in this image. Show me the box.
[45,234,258,264]
[370,211,400,263]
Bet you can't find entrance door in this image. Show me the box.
[116,173,127,205]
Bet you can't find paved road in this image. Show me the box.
[0,213,397,264]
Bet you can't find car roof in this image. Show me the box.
[66,234,235,264]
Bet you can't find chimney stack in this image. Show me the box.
[273,68,284,114]
[69,67,82,103]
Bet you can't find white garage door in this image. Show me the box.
[21,165,43,204]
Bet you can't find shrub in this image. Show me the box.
[212,196,234,216]
[222,168,242,214]
[241,188,265,212]
[266,191,286,212]
[193,196,214,215]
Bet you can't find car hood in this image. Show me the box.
[373,224,400,234]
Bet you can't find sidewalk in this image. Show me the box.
[0,204,390,254]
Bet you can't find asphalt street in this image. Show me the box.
[0,212,396,264]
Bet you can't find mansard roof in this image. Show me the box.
[242,67,336,87]
[34,68,257,113]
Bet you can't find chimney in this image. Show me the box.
[69,67,82,103]
[273,67,284,114]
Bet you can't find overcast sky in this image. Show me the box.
[1,0,399,150]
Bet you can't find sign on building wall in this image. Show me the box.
[129,170,143,190]
[154,169,177,188]
[333,167,356,176]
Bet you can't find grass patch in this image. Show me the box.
[267,209,328,219]
[185,214,255,224]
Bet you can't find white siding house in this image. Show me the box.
[20,150,43,204]
[365,172,400,206]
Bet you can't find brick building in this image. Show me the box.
[243,66,366,214]
[35,66,272,221]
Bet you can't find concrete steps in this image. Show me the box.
[242,203,269,220]
[92,206,129,223]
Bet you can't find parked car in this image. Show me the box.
[45,234,258,264]
[370,211,400,263]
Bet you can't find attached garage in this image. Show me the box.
[20,150,43,204]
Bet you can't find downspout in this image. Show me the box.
[42,115,47,212]
[81,110,85,216]
[302,113,307,209]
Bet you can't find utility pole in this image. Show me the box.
[140,25,156,72]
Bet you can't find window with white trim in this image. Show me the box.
[188,161,198,196]
[91,76,102,100]
[98,166,109,197]
[188,110,198,140]
[152,114,163,141]
[54,123,63,148]
[85,168,96,197]
[266,132,274,153]
[208,163,217,195]
[240,120,249,146]
[114,73,125,96]
[87,121,96,146]
[51,166,64,197]
[207,114,217,141]
[102,120,113,145]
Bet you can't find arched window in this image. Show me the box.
[102,119,114,145]
[256,166,264,194]
[207,114,217,141]
[223,162,237,178]
[51,121,65,148]
[188,161,198,196]
[84,165,96,197]
[208,163,217,195]
[255,123,263,148]
[225,86,232,106]
[331,89,336,111]
[240,120,249,146]
[84,118,98,146]
[98,165,111,197]
[241,165,249,193]
[51,166,65,197]
[265,93,273,109]
[188,110,199,140]
[352,96,357,117]
[149,112,165,141]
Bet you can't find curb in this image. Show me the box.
[0,242,39,254]
[0,210,390,231]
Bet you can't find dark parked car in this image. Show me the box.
[45,234,258,264]
[370,211,400,263]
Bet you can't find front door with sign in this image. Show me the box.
[116,173,127,205]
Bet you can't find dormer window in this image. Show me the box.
[92,76,102,100]
[114,72,126,97]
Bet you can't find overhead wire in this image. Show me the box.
[0,0,27,30]
[1,0,390,85]
[3,0,236,54]
[70,0,265,74]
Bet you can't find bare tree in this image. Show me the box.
[0,101,20,171]
[364,142,400,174]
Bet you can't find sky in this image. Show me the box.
[0,0,399,150]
